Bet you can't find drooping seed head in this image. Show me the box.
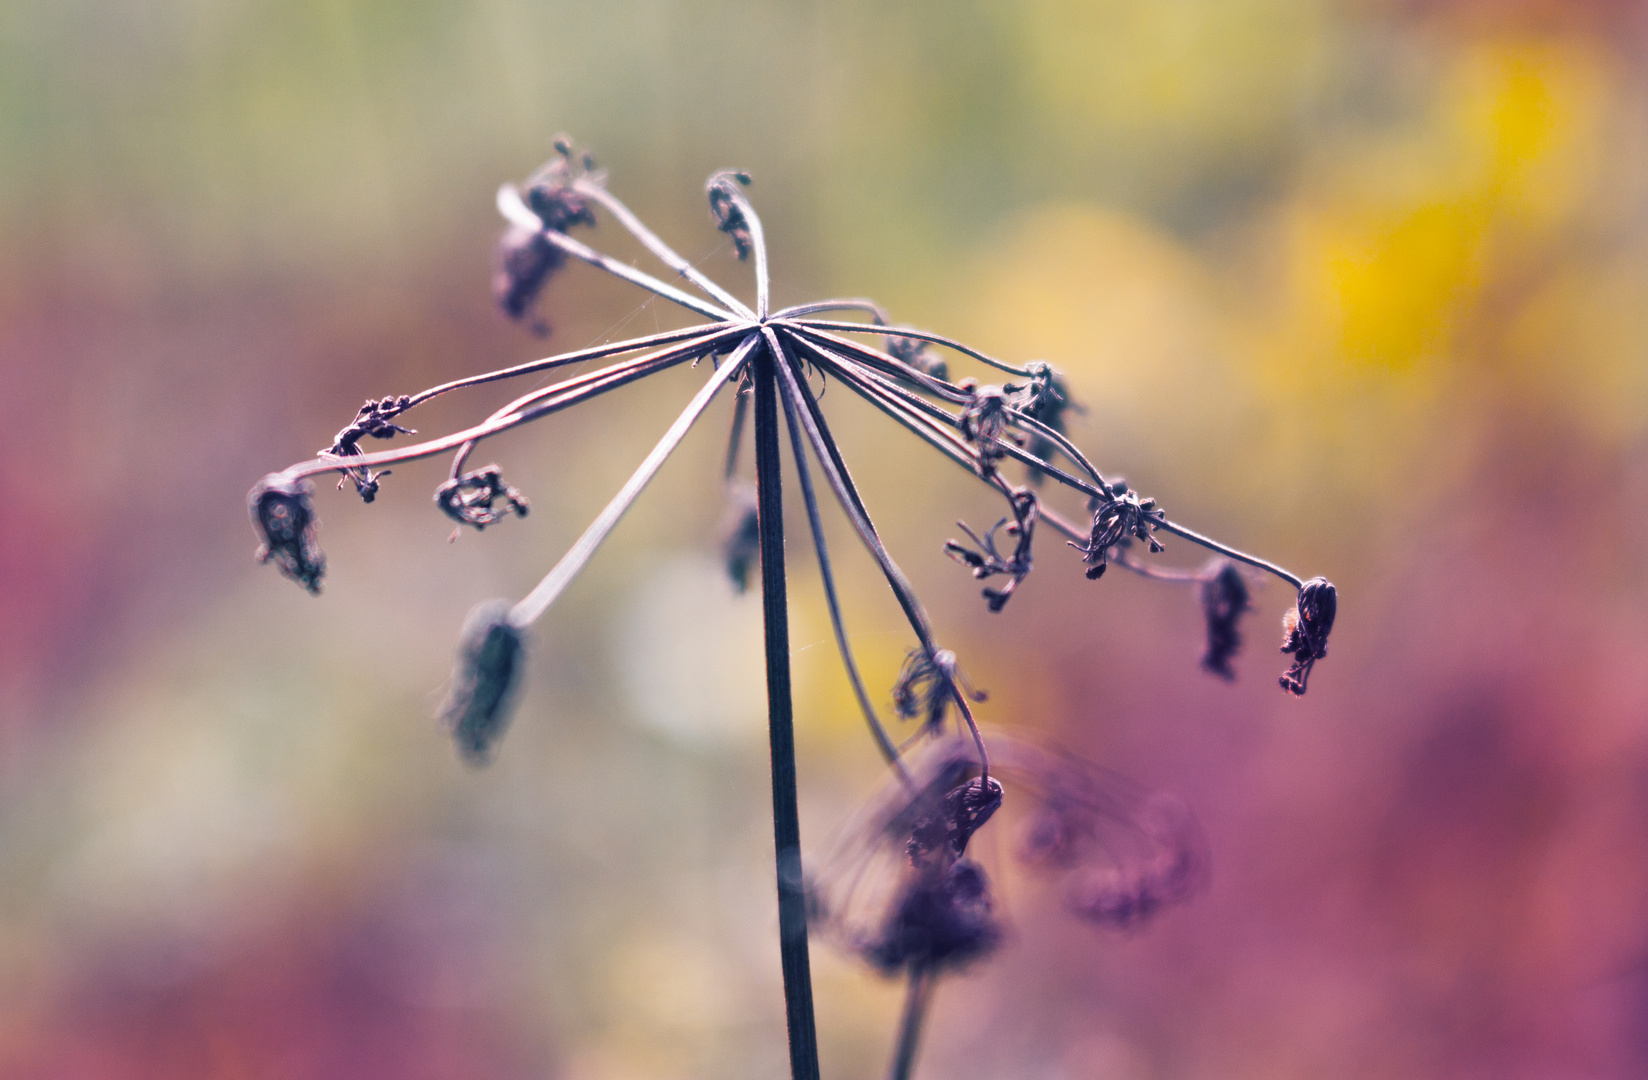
[249,473,325,594]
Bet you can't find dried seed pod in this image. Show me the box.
[1279,577,1337,695]
[249,473,325,594]
[440,599,526,766]
[1070,487,1165,580]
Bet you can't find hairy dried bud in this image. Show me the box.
[1279,577,1337,695]
[1199,561,1250,680]
[435,465,531,532]
[706,170,755,260]
[440,599,526,766]
[249,474,325,594]
[718,481,761,592]
[867,857,1002,975]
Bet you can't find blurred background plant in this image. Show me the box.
[3,1,1647,1078]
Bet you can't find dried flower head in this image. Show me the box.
[1071,484,1166,580]
[1199,561,1251,680]
[957,382,1013,477]
[435,464,531,532]
[944,488,1039,612]
[249,473,325,594]
[494,136,600,328]
[320,395,414,502]
[1279,577,1338,695]
[440,599,526,766]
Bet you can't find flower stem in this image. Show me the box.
[754,343,821,1080]
[888,969,934,1080]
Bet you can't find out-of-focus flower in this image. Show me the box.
[1199,561,1251,680]
[718,481,761,593]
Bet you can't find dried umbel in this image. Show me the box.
[246,139,1339,1080]
[249,474,325,594]
[1279,577,1338,695]
[440,599,526,766]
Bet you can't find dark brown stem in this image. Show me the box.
[755,341,821,1080]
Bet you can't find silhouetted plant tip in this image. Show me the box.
[246,137,1338,1080]
[1200,561,1251,681]
[719,481,761,592]
[1279,577,1338,695]
[944,488,1038,612]
[441,599,526,766]
[249,473,325,594]
[435,464,530,534]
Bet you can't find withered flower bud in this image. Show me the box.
[1278,577,1337,695]
[718,481,761,593]
[1199,561,1250,681]
[907,776,1004,865]
[435,465,531,532]
[249,473,325,594]
[1069,488,1164,580]
[440,599,526,766]
[321,395,414,503]
[706,170,755,260]
[867,857,1002,975]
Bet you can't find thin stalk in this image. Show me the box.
[770,338,991,778]
[773,340,911,785]
[498,185,743,323]
[718,180,769,319]
[509,336,756,625]
[784,323,966,402]
[753,341,821,1080]
[404,323,728,409]
[573,179,756,318]
[772,298,889,322]
[888,969,935,1080]
[724,382,749,479]
[795,319,1033,378]
[448,329,740,476]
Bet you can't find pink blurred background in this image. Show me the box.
[3,1,1647,1077]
